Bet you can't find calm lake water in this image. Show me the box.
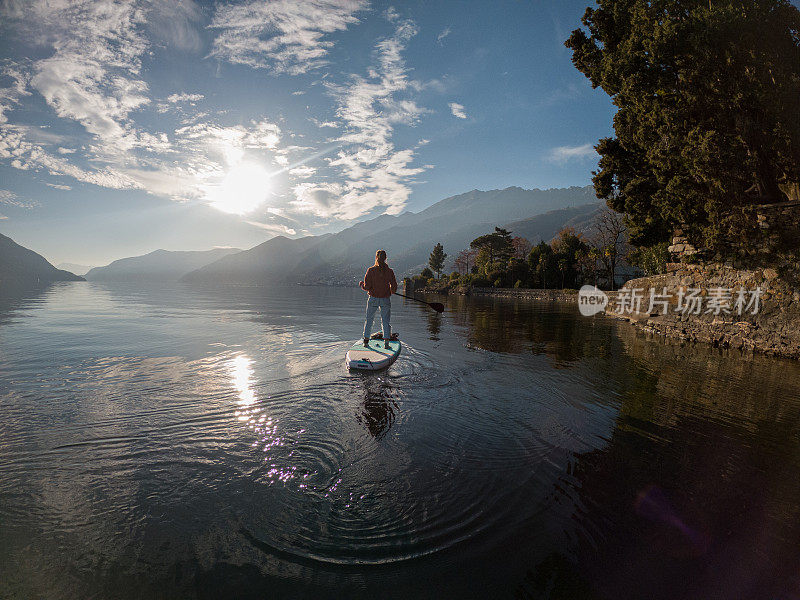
[1,282,799,599]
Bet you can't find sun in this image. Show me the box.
[208,163,272,215]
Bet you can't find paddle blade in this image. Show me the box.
[429,302,445,313]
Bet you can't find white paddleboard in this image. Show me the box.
[346,338,401,371]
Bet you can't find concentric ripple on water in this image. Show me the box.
[2,283,800,599]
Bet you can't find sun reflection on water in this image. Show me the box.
[227,354,304,485]
[230,355,257,416]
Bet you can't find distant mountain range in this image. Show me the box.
[85,248,242,282]
[181,235,329,285]
[506,202,602,244]
[0,232,84,292]
[56,262,93,276]
[64,186,604,286]
[183,186,601,285]
[1,186,606,293]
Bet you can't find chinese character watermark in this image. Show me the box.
[578,286,763,317]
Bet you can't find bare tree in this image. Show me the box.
[511,236,533,260]
[454,248,478,274]
[590,209,628,290]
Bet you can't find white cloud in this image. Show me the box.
[384,7,400,22]
[209,0,369,75]
[288,165,316,178]
[0,124,140,189]
[548,143,598,163]
[291,181,343,216]
[18,0,153,156]
[246,220,297,236]
[0,1,436,228]
[0,2,300,217]
[0,189,40,208]
[148,0,203,52]
[449,102,467,119]
[437,26,451,45]
[296,19,428,220]
[0,65,30,123]
[167,92,204,103]
[309,117,339,128]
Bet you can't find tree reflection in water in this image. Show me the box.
[446,293,613,363]
[426,310,442,341]
[423,292,800,599]
[516,320,800,599]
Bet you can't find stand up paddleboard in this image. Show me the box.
[346,333,401,371]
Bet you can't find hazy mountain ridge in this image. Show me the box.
[183,186,600,285]
[56,263,93,276]
[85,247,242,282]
[0,232,84,292]
[181,235,330,284]
[505,203,603,245]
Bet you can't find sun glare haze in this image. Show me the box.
[208,163,273,215]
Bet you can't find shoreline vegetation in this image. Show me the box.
[411,261,800,360]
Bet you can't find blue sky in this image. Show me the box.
[0,0,615,266]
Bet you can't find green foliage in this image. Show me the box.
[474,247,491,274]
[465,275,492,287]
[420,267,433,279]
[457,225,599,289]
[629,242,671,276]
[406,273,429,292]
[566,0,800,257]
[470,227,514,271]
[428,243,447,278]
[486,268,506,287]
[528,241,556,288]
[507,258,530,289]
[551,228,592,289]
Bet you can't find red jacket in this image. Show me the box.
[363,265,397,298]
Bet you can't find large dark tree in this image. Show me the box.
[470,228,514,267]
[566,0,800,252]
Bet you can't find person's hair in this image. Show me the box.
[374,249,388,270]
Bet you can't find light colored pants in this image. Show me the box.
[363,296,391,340]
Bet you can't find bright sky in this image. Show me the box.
[0,0,615,266]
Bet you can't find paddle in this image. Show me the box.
[394,292,445,313]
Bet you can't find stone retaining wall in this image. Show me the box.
[606,263,800,359]
[463,287,582,303]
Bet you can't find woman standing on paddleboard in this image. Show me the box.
[360,250,397,349]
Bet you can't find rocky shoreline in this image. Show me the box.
[419,263,800,360]
[608,263,800,360]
